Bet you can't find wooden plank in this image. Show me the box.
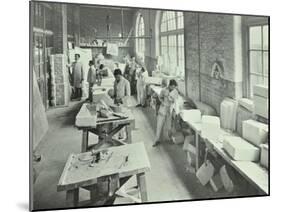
[181,115,268,194]
[125,125,132,144]
[204,133,269,194]
[57,154,76,191]
[179,115,202,171]
[137,173,148,202]
[232,161,268,194]
[76,103,135,129]
[89,185,98,202]
[57,143,151,191]
[195,132,199,171]
[66,189,79,207]
[32,70,48,150]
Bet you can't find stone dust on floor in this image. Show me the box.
[32,100,247,211]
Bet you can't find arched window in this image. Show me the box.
[160,11,184,78]
[136,14,145,58]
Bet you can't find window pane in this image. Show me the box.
[161,12,167,32]
[177,12,184,29]
[263,25,268,50]
[162,46,167,55]
[250,74,264,96]
[161,36,167,47]
[168,19,176,31]
[249,26,262,49]
[136,16,145,55]
[160,11,185,76]
[161,23,166,32]
[250,51,262,74]
[168,35,176,47]
[178,34,184,47]
[162,12,167,22]
[263,51,268,76]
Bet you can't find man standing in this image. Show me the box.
[129,56,137,95]
[71,54,84,100]
[86,60,96,102]
[136,66,148,107]
[113,69,131,105]
[111,69,131,140]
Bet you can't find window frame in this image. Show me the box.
[245,21,269,98]
[159,11,184,77]
[136,14,145,57]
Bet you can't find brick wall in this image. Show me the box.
[185,13,243,113]
[132,10,245,113]
[184,12,200,101]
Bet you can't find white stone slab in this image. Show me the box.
[180,109,202,123]
[242,119,268,147]
[223,136,260,161]
[201,115,221,141]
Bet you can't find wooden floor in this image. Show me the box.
[33,99,253,210]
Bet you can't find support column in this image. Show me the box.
[52,4,68,54]
[73,5,80,47]
[50,4,70,107]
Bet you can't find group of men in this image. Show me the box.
[123,56,148,107]
[67,54,107,101]
[68,53,148,107]
[68,53,180,147]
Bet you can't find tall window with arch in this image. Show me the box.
[160,11,184,79]
[136,14,145,61]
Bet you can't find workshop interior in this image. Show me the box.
[30,0,269,211]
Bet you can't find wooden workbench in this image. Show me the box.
[203,131,269,194]
[179,113,202,170]
[76,103,135,152]
[179,113,269,195]
[57,142,151,207]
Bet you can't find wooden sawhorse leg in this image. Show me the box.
[195,132,199,171]
[81,130,89,152]
[90,185,98,202]
[125,125,132,144]
[136,173,148,202]
[66,188,79,207]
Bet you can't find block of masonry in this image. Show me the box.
[180,109,202,123]
[201,115,221,141]
[223,136,260,161]
[253,84,268,119]
[220,98,238,131]
[242,119,268,147]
